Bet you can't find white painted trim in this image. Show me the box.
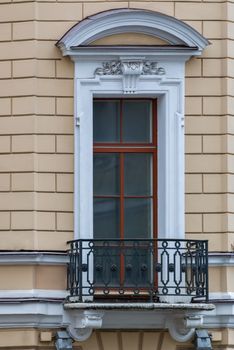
[0,252,68,265]
[2,290,233,304]
[208,253,234,266]
[209,292,234,300]
[0,300,234,331]
[68,46,204,58]
[0,290,232,303]
[0,251,233,267]
[72,54,186,240]
[0,289,69,300]
[57,9,209,54]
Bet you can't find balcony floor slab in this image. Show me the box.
[64,302,215,311]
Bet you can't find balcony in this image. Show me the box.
[67,239,209,303]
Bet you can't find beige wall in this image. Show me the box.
[0,265,66,290]
[0,0,232,299]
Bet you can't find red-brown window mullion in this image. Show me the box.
[120,152,124,240]
[93,195,119,198]
[122,195,154,199]
[153,151,157,239]
[93,148,157,153]
[120,152,125,285]
[153,99,158,267]
[93,143,155,147]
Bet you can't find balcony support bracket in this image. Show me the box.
[67,311,104,342]
[167,315,203,342]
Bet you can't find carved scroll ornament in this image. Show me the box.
[95,61,122,75]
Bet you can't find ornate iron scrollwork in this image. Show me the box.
[67,238,209,302]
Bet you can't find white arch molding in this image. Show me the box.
[56,9,209,241]
[57,8,209,54]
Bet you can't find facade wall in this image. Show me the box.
[0,0,232,348]
[0,2,76,252]
[0,0,231,273]
[0,0,231,252]
[0,1,234,251]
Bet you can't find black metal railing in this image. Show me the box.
[67,239,209,302]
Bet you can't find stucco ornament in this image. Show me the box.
[94,61,122,75]
[95,60,165,93]
[142,61,166,75]
[94,60,165,76]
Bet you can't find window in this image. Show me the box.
[92,98,157,291]
[93,99,157,240]
[57,9,209,242]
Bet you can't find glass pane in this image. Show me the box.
[124,198,152,239]
[122,100,152,143]
[93,100,120,142]
[94,154,120,195]
[124,153,152,196]
[94,198,120,239]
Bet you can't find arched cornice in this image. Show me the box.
[56,8,209,55]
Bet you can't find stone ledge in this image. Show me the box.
[64,302,215,311]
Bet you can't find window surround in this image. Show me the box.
[57,9,209,241]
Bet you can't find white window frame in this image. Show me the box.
[56,9,209,241]
[73,57,185,240]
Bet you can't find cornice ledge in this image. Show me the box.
[208,252,234,266]
[64,46,203,60]
[0,251,68,265]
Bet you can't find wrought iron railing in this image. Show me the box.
[67,239,209,302]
